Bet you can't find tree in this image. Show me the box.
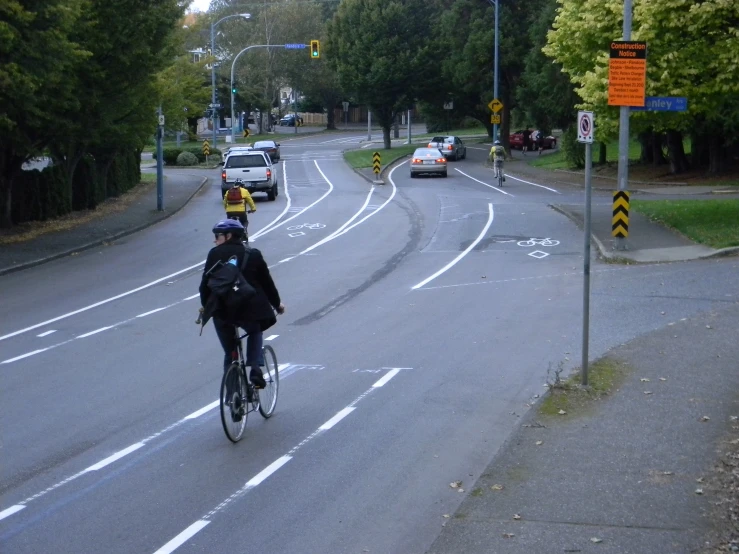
[0,0,89,227]
[326,0,441,148]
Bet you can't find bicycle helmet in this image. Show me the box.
[494,140,501,145]
[212,219,245,237]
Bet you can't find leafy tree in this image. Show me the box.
[326,0,442,148]
[0,0,89,227]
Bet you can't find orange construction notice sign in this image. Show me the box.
[608,41,647,107]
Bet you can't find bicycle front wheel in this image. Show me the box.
[258,345,279,418]
[220,362,248,442]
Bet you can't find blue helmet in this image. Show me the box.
[212,219,245,237]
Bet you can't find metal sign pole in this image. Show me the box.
[156,106,164,211]
[581,141,592,385]
[615,0,633,251]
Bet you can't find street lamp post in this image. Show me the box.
[211,13,251,148]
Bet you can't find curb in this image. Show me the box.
[351,154,412,185]
[0,176,208,277]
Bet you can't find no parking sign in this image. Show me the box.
[577,111,594,144]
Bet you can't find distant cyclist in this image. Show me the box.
[489,140,506,182]
[223,181,257,235]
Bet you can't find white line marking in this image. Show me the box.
[455,169,513,196]
[184,293,200,301]
[245,456,292,488]
[153,520,210,554]
[183,401,219,420]
[412,203,494,290]
[319,407,356,430]
[84,443,145,472]
[373,368,402,387]
[504,173,560,193]
[249,161,293,237]
[1,349,49,364]
[0,261,205,342]
[265,335,279,341]
[279,257,293,263]
[37,330,56,337]
[0,505,25,521]
[136,307,167,318]
[76,326,114,338]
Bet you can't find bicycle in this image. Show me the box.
[493,159,505,188]
[219,327,279,443]
[517,237,560,247]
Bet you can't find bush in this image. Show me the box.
[176,151,199,166]
[182,146,221,163]
[560,126,585,169]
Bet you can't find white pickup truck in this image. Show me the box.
[220,151,279,201]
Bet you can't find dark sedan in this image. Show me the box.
[252,140,281,161]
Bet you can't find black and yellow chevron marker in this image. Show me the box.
[612,190,630,237]
[372,151,381,175]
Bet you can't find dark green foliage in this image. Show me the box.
[560,126,585,169]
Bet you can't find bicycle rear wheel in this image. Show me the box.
[258,345,279,418]
[220,362,248,442]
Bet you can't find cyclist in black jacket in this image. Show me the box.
[199,219,285,388]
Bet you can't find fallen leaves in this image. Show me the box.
[491,484,504,491]
[535,440,544,446]
[695,488,704,495]
[502,533,515,539]
[701,416,711,422]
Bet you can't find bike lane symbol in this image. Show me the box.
[516,237,559,259]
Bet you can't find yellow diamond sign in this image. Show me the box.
[488,99,503,113]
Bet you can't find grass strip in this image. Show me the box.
[632,199,739,249]
[343,144,418,169]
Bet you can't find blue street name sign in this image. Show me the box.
[631,96,688,112]
[284,43,306,49]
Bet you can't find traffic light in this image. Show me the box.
[310,40,320,59]
[232,86,237,94]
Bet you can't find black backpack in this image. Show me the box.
[205,248,256,321]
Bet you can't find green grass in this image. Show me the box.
[632,199,739,249]
[343,144,418,169]
[528,150,570,169]
[139,172,157,182]
[538,357,630,418]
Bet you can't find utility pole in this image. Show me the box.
[615,0,633,251]
[492,0,500,141]
[156,107,164,211]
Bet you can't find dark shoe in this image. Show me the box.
[250,368,267,389]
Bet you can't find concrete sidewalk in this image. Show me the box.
[0,172,207,276]
[428,302,739,554]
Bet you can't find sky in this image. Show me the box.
[188,0,211,13]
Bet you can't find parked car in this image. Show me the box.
[426,136,467,161]
[409,148,448,178]
[279,114,303,126]
[509,129,557,150]
[252,140,280,161]
[220,151,279,201]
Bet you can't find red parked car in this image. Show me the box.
[509,130,557,150]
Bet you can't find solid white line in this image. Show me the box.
[37,330,56,337]
[0,505,26,521]
[373,368,402,387]
[183,400,219,420]
[184,293,200,301]
[84,443,145,472]
[152,520,210,554]
[504,173,561,193]
[245,456,292,488]
[0,261,205,342]
[279,257,293,263]
[77,326,114,339]
[136,307,167,318]
[319,407,356,430]
[264,335,279,341]
[250,160,293,238]
[455,169,513,196]
[1,349,48,364]
[411,203,494,290]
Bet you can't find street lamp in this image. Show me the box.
[210,13,251,148]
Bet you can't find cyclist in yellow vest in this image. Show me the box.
[223,180,257,235]
[489,140,506,182]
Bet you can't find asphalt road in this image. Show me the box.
[1,133,737,553]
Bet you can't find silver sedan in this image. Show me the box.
[409,148,448,178]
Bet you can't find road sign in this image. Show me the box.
[372,152,381,175]
[158,114,165,126]
[284,43,306,49]
[577,111,594,144]
[202,139,210,156]
[630,96,688,112]
[612,191,630,237]
[443,101,453,110]
[488,99,503,113]
[243,129,250,138]
[342,101,350,112]
[608,41,647,107]
[208,103,222,109]
[490,114,501,125]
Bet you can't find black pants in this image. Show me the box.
[212,317,263,372]
[226,212,248,233]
